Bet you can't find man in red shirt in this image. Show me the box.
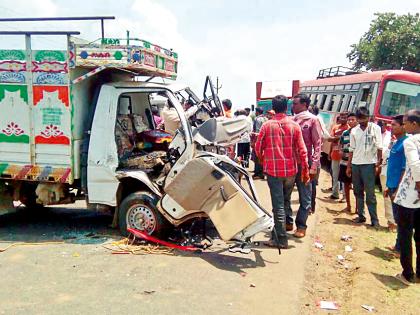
[255,95,309,249]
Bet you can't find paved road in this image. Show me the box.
[0,180,315,315]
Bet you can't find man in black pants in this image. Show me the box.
[236,109,252,168]
[393,109,420,285]
[252,107,268,179]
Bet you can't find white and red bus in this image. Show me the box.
[298,69,420,133]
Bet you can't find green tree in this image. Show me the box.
[347,12,420,72]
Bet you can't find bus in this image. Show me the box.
[255,80,300,114]
[298,69,420,133]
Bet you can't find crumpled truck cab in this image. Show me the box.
[0,24,273,243]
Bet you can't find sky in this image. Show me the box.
[0,0,418,109]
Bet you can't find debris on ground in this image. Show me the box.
[0,241,64,253]
[340,235,352,241]
[102,238,174,255]
[317,300,339,310]
[229,243,251,254]
[128,227,198,252]
[361,304,375,312]
[250,283,256,288]
[142,290,156,295]
[314,242,324,250]
[345,245,353,252]
[337,255,345,261]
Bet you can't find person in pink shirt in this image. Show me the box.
[291,93,323,238]
[152,106,163,128]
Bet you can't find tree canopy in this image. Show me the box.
[347,12,420,72]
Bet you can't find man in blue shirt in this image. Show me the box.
[385,115,408,254]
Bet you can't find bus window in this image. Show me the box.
[360,85,371,102]
[319,94,327,109]
[368,83,378,114]
[348,95,356,112]
[380,81,420,116]
[341,94,350,112]
[310,94,316,104]
[334,95,345,112]
[326,94,336,111]
[314,94,321,106]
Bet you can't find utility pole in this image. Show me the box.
[216,76,222,94]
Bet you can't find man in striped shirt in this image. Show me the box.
[339,113,358,212]
[255,95,309,248]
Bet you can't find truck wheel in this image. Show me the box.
[20,184,44,211]
[118,191,166,237]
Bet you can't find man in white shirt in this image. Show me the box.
[236,109,253,168]
[378,120,395,229]
[393,109,420,285]
[346,107,383,227]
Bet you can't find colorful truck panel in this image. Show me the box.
[0,38,178,184]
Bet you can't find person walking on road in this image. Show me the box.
[255,95,309,248]
[291,94,323,238]
[393,109,420,286]
[346,106,383,227]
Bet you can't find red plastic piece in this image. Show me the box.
[127,228,198,252]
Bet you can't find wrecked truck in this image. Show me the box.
[0,22,273,244]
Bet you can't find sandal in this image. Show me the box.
[293,229,306,238]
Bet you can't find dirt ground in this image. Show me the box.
[0,179,315,315]
[301,170,420,315]
[1,170,419,314]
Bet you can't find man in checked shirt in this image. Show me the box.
[292,94,323,238]
[255,95,309,249]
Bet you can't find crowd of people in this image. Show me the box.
[153,93,419,286]
[248,94,419,286]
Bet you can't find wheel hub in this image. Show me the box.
[127,205,156,234]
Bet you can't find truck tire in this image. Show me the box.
[118,191,167,237]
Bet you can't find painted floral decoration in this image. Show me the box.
[2,122,24,136]
[40,125,64,138]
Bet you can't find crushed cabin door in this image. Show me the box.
[161,156,264,241]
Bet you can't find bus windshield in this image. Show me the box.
[380,81,420,117]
